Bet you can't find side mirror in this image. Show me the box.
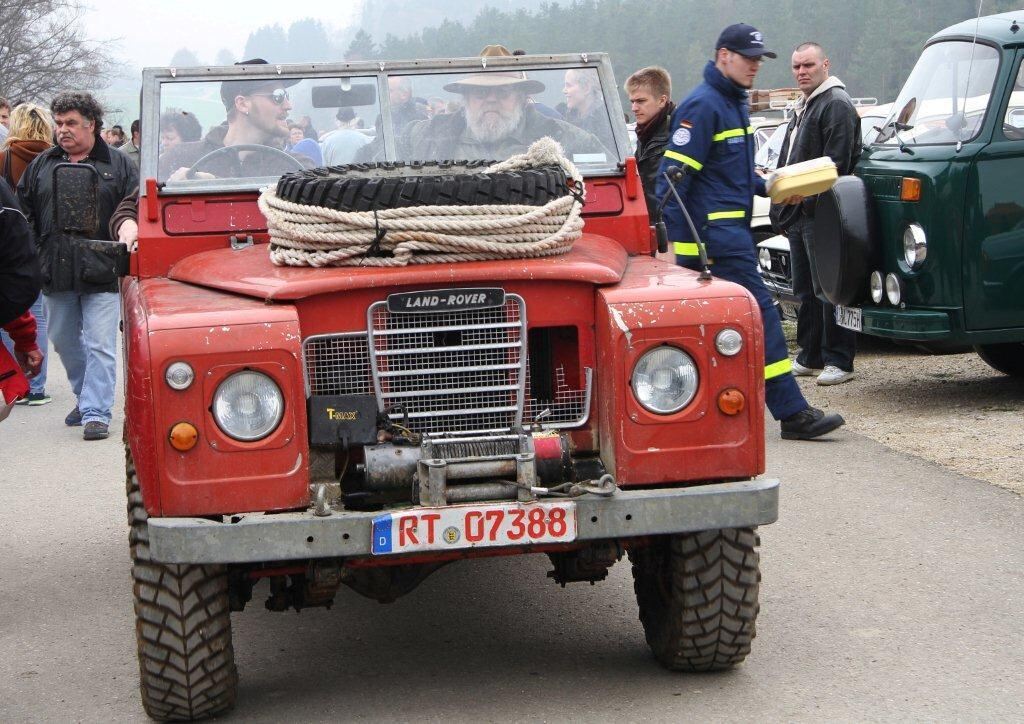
[51,162,129,280]
[52,162,100,234]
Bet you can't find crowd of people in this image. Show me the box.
[1,24,859,442]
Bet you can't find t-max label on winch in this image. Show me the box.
[387,288,505,313]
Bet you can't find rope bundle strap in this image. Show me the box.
[260,137,586,267]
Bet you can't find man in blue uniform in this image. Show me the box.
[656,23,845,440]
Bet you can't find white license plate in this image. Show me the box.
[371,501,577,555]
[835,305,862,331]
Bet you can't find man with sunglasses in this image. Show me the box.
[656,23,846,441]
[160,59,311,181]
[400,45,609,163]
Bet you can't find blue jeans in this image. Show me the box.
[1,293,49,394]
[44,291,120,425]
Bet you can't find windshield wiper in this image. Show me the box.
[876,120,915,155]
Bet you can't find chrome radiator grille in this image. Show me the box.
[302,297,593,435]
[367,296,528,435]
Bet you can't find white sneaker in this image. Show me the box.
[817,365,855,386]
[791,360,821,377]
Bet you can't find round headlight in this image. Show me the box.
[212,370,284,441]
[715,328,743,356]
[885,273,902,306]
[869,271,884,304]
[165,361,195,390]
[758,247,772,270]
[903,223,927,268]
[631,346,699,415]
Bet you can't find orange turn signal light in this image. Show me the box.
[900,177,921,202]
[169,422,199,451]
[717,388,745,416]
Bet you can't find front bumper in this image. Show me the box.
[147,478,779,564]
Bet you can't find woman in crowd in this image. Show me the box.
[0,103,54,406]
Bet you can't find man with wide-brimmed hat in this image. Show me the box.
[403,45,609,162]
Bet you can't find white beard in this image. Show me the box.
[466,101,524,144]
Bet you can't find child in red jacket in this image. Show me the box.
[1,311,43,413]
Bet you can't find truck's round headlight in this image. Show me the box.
[869,271,884,304]
[758,247,772,270]
[631,346,698,414]
[903,223,927,268]
[715,328,743,356]
[212,370,284,441]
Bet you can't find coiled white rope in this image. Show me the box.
[259,137,586,267]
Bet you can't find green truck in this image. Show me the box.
[813,10,1024,376]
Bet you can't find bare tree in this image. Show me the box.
[0,0,115,102]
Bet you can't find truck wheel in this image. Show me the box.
[812,176,879,306]
[629,528,760,672]
[127,452,238,721]
[974,342,1024,377]
[275,161,570,212]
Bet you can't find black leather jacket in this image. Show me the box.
[635,111,672,220]
[773,83,861,229]
[18,137,137,293]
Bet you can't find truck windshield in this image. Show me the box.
[154,64,625,189]
[876,41,999,146]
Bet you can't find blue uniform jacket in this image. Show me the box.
[656,61,767,259]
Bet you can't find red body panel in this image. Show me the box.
[595,256,766,485]
[124,278,309,516]
[126,171,762,520]
[167,234,627,301]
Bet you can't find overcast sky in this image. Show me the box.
[82,0,363,69]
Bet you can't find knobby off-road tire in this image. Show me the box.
[275,161,570,212]
[127,451,237,721]
[629,528,761,672]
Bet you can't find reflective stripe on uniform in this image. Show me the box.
[663,150,703,170]
[764,358,792,380]
[707,210,746,221]
[711,127,748,141]
[673,241,700,256]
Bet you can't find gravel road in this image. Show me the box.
[788,332,1024,495]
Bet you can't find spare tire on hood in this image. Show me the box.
[811,175,879,306]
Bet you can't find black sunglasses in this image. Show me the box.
[251,89,290,105]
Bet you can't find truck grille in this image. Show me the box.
[367,296,527,435]
[302,297,592,435]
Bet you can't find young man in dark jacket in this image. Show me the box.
[657,23,845,440]
[625,66,674,220]
[773,42,861,386]
[17,91,138,440]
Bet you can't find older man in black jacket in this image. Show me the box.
[625,66,674,220]
[18,91,138,440]
[773,42,861,386]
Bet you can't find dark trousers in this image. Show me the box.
[678,252,807,421]
[788,216,856,371]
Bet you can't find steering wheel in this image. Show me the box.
[185,143,305,179]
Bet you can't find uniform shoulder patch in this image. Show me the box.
[671,127,691,146]
[678,120,693,129]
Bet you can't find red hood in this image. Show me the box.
[168,233,628,302]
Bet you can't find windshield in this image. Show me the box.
[877,41,999,146]
[153,62,625,190]
[755,121,788,170]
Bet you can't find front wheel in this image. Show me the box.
[629,528,761,672]
[127,452,238,721]
[974,342,1024,377]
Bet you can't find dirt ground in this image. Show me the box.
[787,329,1024,495]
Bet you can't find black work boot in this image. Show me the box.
[780,406,845,440]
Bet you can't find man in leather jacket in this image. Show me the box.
[773,42,861,386]
[625,66,674,219]
[17,92,137,440]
